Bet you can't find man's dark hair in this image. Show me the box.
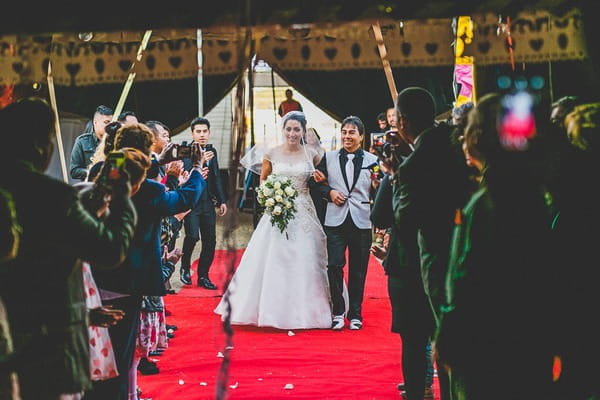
[377,112,386,121]
[190,117,210,131]
[551,95,580,110]
[2,97,56,151]
[94,105,113,117]
[396,87,436,128]
[114,123,154,156]
[117,110,137,122]
[145,120,171,136]
[341,115,365,136]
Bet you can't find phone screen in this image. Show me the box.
[499,91,537,151]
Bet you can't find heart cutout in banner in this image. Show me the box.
[478,41,491,54]
[145,55,156,70]
[351,43,361,59]
[218,51,231,63]
[66,63,81,77]
[95,58,105,74]
[529,39,544,51]
[273,47,288,60]
[12,62,24,74]
[169,56,182,68]
[324,48,337,60]
[301,45,311,61]
[557,33,568,50]
[425,43,438,55]
[401,42,412,56]
[118,60,132,72]
[554,18,569,28]
[90,43,105,55]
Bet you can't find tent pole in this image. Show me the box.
[372,22,398,104]
[46,60,68,183]
[271,68,277,132]
[197,29,204,116]
[112,30,152,120]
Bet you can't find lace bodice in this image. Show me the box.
[268,160,321,236]
[271,160,313,194]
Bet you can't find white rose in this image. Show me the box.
[273,205,282,215]
[263,187,273,196]
[273,181,281,189]
[265,198,275,207]
[285,201,292,209]
[257,192,264,199]
[275,189,284,196]
[284,187,295,196]
[275,195,283,203]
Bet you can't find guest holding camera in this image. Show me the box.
[180,117,228,289]
[0,98,137,400]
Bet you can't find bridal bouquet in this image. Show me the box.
[256,174,298,237]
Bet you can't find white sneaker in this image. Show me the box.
[349,319,363,330]
[331,315,345,330]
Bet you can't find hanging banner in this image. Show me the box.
[467,8,587,65]
[0,8,588,85]
[0,31,199,86]
[257,18,456,70]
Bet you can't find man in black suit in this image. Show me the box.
[392,87,471,400]
[180,117,228,289]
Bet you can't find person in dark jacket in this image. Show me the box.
[180,117,228,289]
[0,97,137,399]
[87,123,207,400]
[70,105,113,181]
[392,87,471,400]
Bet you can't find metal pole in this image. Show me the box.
[197,29,204,116]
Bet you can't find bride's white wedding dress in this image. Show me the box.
[214,159,333,329]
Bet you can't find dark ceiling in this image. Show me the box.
[1,0,585,36]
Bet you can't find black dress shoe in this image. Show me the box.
[198,276,217,290]
[180,269,192,285]
[138,357,160,375]
[166,324,178,331]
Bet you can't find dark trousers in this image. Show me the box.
[83,295,141,400]
[181,202,216,278]
[325,214,371,321]
[388,275,434,400]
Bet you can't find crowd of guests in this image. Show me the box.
[1,87,598,400]
[0,98,217,400]
[369,89,599,400]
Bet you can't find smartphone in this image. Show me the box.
[99,151,126,182]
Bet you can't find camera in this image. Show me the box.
[175,141,192,159]
[370,130,413,172]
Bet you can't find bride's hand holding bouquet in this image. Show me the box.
[257,174,298,238]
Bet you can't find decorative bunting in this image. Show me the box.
[0,8,589,86]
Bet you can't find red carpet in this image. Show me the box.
[138,249,441,399]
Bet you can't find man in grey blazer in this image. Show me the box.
[311,115,379,330]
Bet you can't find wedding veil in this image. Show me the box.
[240,111,324,175]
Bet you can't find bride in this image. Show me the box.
[214,111,334,329]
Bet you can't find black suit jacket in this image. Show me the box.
[393,122,470,316]
[184,146,228,210]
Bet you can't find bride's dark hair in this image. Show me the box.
[282,111,307,132]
